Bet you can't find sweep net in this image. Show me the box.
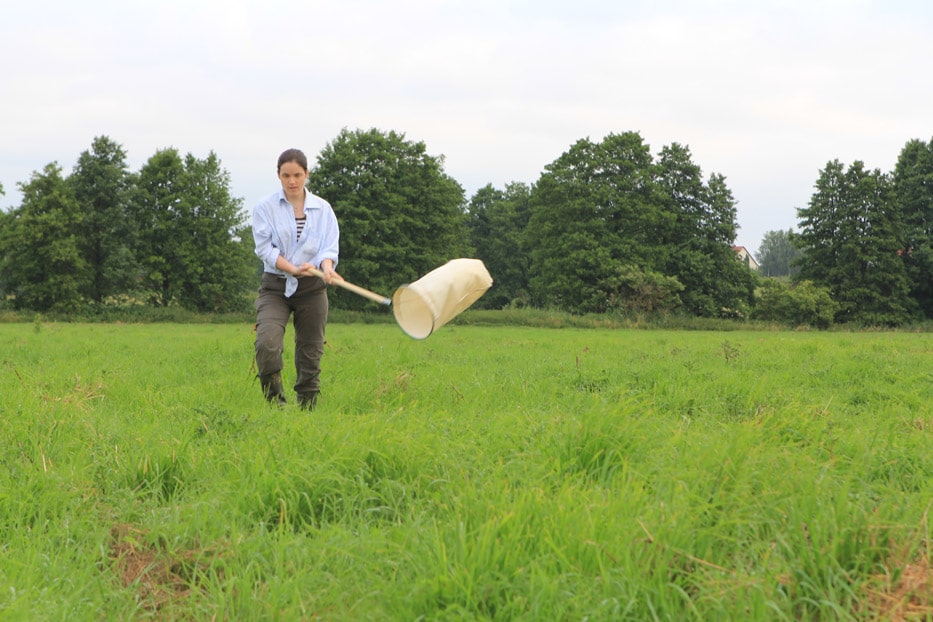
[391,258,493,339]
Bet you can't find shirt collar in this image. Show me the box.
[277,188,308,213]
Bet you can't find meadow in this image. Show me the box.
[1,320,931,620]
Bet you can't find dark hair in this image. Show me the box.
[277,148,308,173]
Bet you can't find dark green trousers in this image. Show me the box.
[254,272,328,396]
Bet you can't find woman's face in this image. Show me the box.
[278,161,308,201]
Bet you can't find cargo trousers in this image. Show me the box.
[254,272,328,397]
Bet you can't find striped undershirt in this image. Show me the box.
[295,216,306,241]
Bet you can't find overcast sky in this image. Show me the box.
[2,0,931,256]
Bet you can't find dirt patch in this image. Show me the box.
[861,553,933,621]
[108,523,224,613]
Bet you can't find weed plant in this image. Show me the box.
[1,322,931,620]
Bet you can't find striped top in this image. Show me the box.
[295,216,306,242]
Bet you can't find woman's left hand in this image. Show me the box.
[320,263,340,284]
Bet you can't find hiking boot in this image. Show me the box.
[297,391,319,411]
[260,372,287,406]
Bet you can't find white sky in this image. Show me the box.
[2,0,931,257]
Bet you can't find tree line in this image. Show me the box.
[2,129,931,327]
[0,137,253,313]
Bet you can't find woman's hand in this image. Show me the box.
[292,261,340,284]
[319,262,340,284]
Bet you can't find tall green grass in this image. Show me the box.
[1,322,931,620]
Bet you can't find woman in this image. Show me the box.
[252,148,340,409]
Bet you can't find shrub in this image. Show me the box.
[753,279,837,329]
[604,266,685,314]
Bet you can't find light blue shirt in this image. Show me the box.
[252,189,340,297]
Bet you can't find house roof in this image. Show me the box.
[732,245,760,270]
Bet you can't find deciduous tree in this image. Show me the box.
[892,138,933,318]
[131,149,251,311]
[655,144,754,316]
[0,163,86,311]
[308,128,469,310]
[526,132,751,315]
[69,135,137,304]
[796,160,918,325]
[467,182,532,308]
[527,132,658,312]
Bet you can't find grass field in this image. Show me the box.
[1,321,931,620]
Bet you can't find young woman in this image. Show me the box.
[252,148,340,409]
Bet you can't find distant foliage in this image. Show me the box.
[757,229,803,277]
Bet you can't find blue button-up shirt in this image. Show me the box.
[252,189,340,297]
